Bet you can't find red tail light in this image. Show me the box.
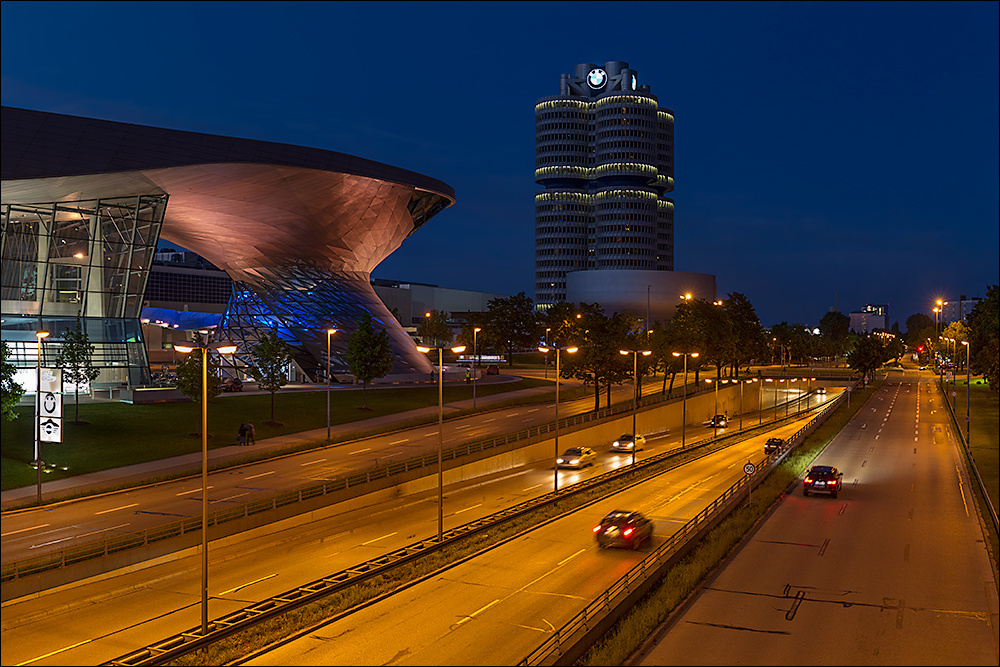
[593,525,602,533]
[804,477,812,483]
[829,479,837,485]
[623,527,633,537]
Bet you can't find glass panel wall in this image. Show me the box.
[1,194,167,389]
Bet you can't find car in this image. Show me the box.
[484,364,500,375]
[816,386,827,394]
[556,446,597,469]
[594,510,654,550]
[764,437,784,455]
[611,433,646,452]
[803,465,844,498]
[918,365,927,371]
[703,414,728,428]
[220,377,243,392]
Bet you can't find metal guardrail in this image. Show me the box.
[518,396,842,666]
[2,384,715,583]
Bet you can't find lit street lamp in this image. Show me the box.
[620,348,652,465]
[33,330,49,504]
[417,343,466,541]
[326,328,337,443]
[539,345,578,491]
[173,339,237,635]
[672,351,699,448]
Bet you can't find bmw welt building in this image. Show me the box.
[1,106,455,390]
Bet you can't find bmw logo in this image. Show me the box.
[587,68,607,89]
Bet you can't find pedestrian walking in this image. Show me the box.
[247,420,256,445]
[238,422,247,446]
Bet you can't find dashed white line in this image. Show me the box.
[177,486,213,496]
[300,458,327,466]
[245,471,275,480]
[2,523,50,537]
[389,439,409,445]
[95,503,139,515]
[361,532,397,546]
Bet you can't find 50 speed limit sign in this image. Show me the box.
[743,461,756,475]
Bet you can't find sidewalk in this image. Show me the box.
[1,377,567,511]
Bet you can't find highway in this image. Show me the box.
[0,378,818,666]
[632,370,999,665]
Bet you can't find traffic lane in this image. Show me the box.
[243,416,819,666]
[636,380,997,665]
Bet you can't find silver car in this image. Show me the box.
[556,446,597,469]
[611,434,646,452]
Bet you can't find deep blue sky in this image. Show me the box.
[3,1,997,329]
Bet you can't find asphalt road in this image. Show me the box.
[632,370,999,665]
[0,398,813,666]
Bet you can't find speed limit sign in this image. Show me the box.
[743,461,756,475]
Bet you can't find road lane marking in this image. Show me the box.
[456,424,471,429]
[558,548,586,566]
[31,523,130,549]
[219,492,250,502]
[15,639,92,666]
[484,418,496,423]
[95,503,139,515]
[300,458,327,466]
[245,471,275,480]
[177,486,213,496]
[2,523,50,537]
[219,573,279,595]
[453,503,482,515]
[389,439,409,445]
[350,447,373,453]
[523,483,543,491]
[362,532,397,546]
[456,598,501,626]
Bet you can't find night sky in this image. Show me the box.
[2,1,997,329]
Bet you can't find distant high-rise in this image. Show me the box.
[534,61,675,309]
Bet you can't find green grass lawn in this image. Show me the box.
[0,377,560,492]
[948,377,998,514]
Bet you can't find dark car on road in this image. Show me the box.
[220,377,243,392]
[556,446,597,469]
[703,414,728,428]
[764,437,784,455]
[803,465,843,498]
[484,364,500,375]
[594,510,653,550]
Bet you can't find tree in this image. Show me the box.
[819,311,851,363]
[1,341,25,423]
[345,313,393,409]
[846,334,887,385]
[561,304,634,411]
[250,331,292,425]
[966,285,999,394]
[416,310,452,348]
[174,332,224,404]
[723,292,766,375]
[485,292,537,366]
[53,316,101,424]
[905,313,935,348]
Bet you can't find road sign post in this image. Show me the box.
[744,460,756,506]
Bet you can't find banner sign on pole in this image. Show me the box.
[37,368,63,444]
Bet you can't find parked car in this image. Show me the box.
[484,364,500,375]
[611,433,646,452]
[703,414,728,428]
[764,437,784,455]
[594,510,654,550]
[220,377,243,392]
[803,465,844,498]
[556,446,597,469]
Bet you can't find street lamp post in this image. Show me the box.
[544,328,550,379]
[34,330,49,504]
[672,352,699,448]
[173,339,237,635]
[326,328,337,443]
[473,327,481,409]
[620,348,652,465]
[539,345,578,491]
[416,343,466,541]
[961,340,970,444]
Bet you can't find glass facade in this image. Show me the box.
[1,195,166,388]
